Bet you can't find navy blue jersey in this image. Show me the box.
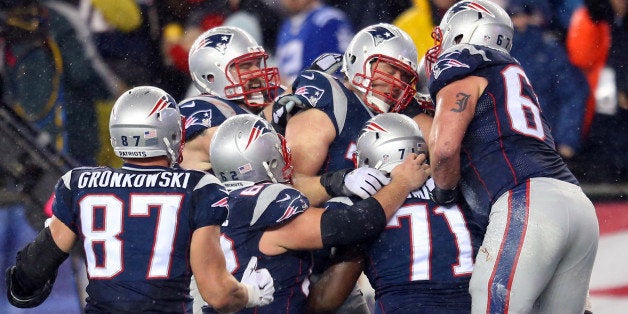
[178,86,284,141]
[290,70,374,172]
[428,44,578,226]
[204,182,312,313]
[179,95,257,141]
[52,163,229,312]
[324,178,482,313]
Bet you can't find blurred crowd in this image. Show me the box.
[0,0,626,183]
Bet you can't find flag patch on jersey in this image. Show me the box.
[294,86,324,107]
[432,58,470,80]
[367,25,397,46]
[192,33,233,54]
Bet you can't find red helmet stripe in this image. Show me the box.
[467,2,495,17]
[147,97,170,117]
[365,122,387,132]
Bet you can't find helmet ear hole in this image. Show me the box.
[348,54,356,65]
[269,159,278,169]
[204,74,215,83]
[454,34,463,45]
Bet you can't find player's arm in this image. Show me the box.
[190,225,248,312]
[259,153,430,253]
[306,246,365,313]
[413,112,433,144]
[429,75,485,204]
[6,216,75,308]
[285,108,337,206]
[180,126,216,171]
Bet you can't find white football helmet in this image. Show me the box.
[188,26,280,107]
[209,114,292,186]
[109,86,183,165]
[415,55,433,111]
[342,23,419,113]
[427,0,514,62]
[355,113,426,173]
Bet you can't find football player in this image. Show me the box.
[272,23,432,207]
[5,86,274,312]
[178,26,282,173]
[426,1,599,312]
[271,23,434,312]
[308,113,483,313]
[204,114,430,313]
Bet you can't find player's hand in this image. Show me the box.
[241,257,274,308]
[307,53,343,75]
[390,153,430,192]
[342,167,391,199]
[5,266,56,308]
[320,167,390,198]
[271,94,306,134]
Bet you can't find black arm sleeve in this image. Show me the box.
[320,197,386,248]
[13,227,69,294]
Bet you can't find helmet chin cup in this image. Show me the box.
[365,93,390,114]
[245,92,266,107]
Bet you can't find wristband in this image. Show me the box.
[319,168,352,197]
[429,185,459,206]
[244,283,259,308]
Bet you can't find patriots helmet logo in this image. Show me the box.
[294,85,325,107]
[432,58,470,80]
[194,33,233,55]
[147,95,175,118]
[245,119,273,149]
[448,1,495,22]
[367,25,397,46]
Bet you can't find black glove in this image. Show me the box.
[271,94,306,135]
[6,266,56,308]
[307,52,343,75]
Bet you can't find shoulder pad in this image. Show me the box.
[429,44,511,97]
[292,70,337,108]
[249,183,310,228]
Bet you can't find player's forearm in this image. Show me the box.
[429,136,461,189]
[307,247,365,313]
[372,180,413,220]
[202,277,248,313]
[292,172,331,207]
[431,154,460,189]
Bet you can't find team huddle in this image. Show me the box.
[5,1,598,314]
